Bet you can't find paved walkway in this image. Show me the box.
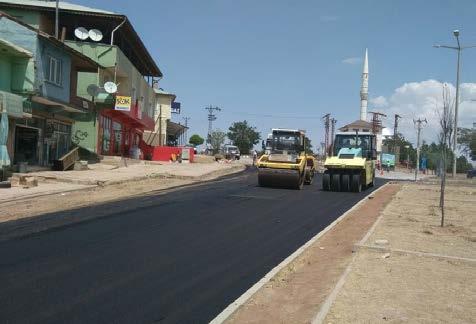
[0,159,248,203]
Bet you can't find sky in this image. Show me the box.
[73,0,476,150]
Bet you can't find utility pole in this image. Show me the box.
[205,105,221,144]
[393,114,401,154]
[55,0,59,39]
[330,118,337,156]
[322,113,330,157]
[183,117,191,144]
[413,118,427,181]
[368,111,387,134]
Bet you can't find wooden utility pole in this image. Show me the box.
[330,118,337,156]
[393,114,401,153]
[322,113,330,157]
[413,117,427,181]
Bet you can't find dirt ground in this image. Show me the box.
[0,165,245,229]
[225,183,401,324]
[324,181,476,324]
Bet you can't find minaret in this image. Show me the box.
[360,48,369,121]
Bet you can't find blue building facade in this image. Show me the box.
[0,12,99,166]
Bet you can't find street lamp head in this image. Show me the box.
[453,29,460,37]
[433,45,441,48]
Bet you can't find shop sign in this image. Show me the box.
[115,96,132,111]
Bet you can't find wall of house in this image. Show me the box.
[0,16,37,93]
[66,41,155,119]
[0,55,11,91]
[0,8,41,29]
[36,38,71,104]
[71,113,97,153]
[154,95,172,134]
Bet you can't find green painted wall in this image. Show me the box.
[10,57,34,93]
[72,113,98,153]
[0,8,41,29]
[65,41,118,68]
[0,55,11,91]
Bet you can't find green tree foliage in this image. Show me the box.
[209,130,226,154]
[456,155,472,173]
[383,133,416,164]
[227,120,261,154]
[189,134,204,147]
[458,127,476,161]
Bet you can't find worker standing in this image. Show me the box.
[252,150,258,166]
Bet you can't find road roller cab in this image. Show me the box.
[322,132,377,192]
[257,129,315,189]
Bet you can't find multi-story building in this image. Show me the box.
[0,0,165,158]
[0,11,99,166]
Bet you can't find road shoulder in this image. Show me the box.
[222,183,401,324]
[322,181,476,323]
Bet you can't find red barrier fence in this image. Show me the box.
[141,143,194,162]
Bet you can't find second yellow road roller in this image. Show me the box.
[257,128,315,190]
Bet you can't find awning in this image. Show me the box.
[31,96,88,113]
[167,121,187,138]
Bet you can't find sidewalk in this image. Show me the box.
[376,168,433,181]
[322,180,475,323]
[0,159,247,203]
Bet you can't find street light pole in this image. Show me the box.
[453,32,461,178]
[433,30,476,178]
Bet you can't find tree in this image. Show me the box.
[304,136,313,154]
[209,130,226,154]
[437,84,454,227]
[458,127,476,161]
[189,134,204,147]
[227,120,261,154]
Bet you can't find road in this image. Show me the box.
[0,169,385,324]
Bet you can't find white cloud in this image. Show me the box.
[370,96,388,108]
[342,57,361,65]
[372,79,476,145]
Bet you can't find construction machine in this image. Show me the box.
[322,132,377,192]
[257,129,315,189]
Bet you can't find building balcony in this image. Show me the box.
[0,90,30,118]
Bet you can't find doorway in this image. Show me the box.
[15,126,39,164]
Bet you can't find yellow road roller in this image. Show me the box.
[322,132,377,192]
[257,129,315,189]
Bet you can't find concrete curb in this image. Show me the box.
[210,183,390,324]
[311,182,393,324]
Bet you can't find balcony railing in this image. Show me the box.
[0,90,26,117]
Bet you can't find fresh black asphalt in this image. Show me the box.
[0,169,385,323]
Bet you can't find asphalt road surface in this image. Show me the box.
[0,169,385,324]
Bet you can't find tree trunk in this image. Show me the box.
[439,149,446,227]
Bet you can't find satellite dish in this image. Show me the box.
[74,27,89,40]
[89,29,103,42]
[103,81,118,94]
[87,84,100,97]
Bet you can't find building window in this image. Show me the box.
[46,56,62,86]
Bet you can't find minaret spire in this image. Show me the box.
[360,48,369,121]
